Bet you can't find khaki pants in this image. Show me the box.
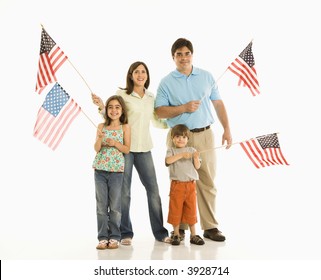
[167,128,218,230]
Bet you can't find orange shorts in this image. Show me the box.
[167,180,197,226]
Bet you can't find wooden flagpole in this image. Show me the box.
[67,59,93,93]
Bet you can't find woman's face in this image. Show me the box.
[131,64,148,87]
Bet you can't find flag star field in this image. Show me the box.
[257,133,280,149]
[42,83,70,117]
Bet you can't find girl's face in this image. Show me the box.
[172,135,188,148]
[107,99,122,121]
[131,64,148,87]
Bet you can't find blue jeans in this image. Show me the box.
[121,152,168,241]
[94,169,123,241]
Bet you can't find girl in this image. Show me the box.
[92,95,131,249]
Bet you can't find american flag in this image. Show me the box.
[35,28,68,94]
[33,82,81,150]
[228,42,260,96]
[240,133,289,168]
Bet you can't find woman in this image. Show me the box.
[92,61,170,244]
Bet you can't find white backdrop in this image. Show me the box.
[1,0,321,264]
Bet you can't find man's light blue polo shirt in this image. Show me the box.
[155,66,221,130]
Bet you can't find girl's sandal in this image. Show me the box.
[120,238,132,246]
[96,240,108,250]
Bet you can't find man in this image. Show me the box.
[155,38,232,242]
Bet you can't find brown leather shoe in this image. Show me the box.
[203,228,226,242]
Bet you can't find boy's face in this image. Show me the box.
[172,135,188,148]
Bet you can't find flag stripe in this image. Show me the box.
[36,53,57,93]
[229,67,257,96]
[277,149,290,165]
[33,83,81,150]
[260,147,274,166]
[234,57,259,86]
[35,29,67,94]
[249,139,270,167]
[33,107,51,138]
[266,148,278,165]
[49,45,68,73]
[228,42,260,96]
[34,101,81,150]
[50,105,81,150]
[39,55,54,86]
[43,102,72,144]
[240,142,260,168]
[34,108,55,141]
[228,65,257,96]
[240,134,289,169]
[44,100,79,147]
[272,148,288,165]
[238,77,244,87]
[228,59,260,96]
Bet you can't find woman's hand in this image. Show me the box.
[91,93,104,110]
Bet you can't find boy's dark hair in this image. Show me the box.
[171,38,194,57]
[104,95,128,126]
[171,124,190,139]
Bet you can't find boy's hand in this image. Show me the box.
[182,152,192,159]
[193,151,200,159]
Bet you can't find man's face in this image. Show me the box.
[173,46,193,73]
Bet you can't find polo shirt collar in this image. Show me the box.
[172,66,200,77]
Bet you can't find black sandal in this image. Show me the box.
[171,235,181,246]
[190,235,205,245]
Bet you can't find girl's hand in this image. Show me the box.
[97,129,104,139]
[106,138,116,147]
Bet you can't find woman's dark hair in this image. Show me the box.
[171,38,194,57]
[120,61,150,95]
[104,95,128,126]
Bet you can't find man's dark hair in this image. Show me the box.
[171,38,194,57]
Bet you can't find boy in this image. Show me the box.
[165,124,205,245]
